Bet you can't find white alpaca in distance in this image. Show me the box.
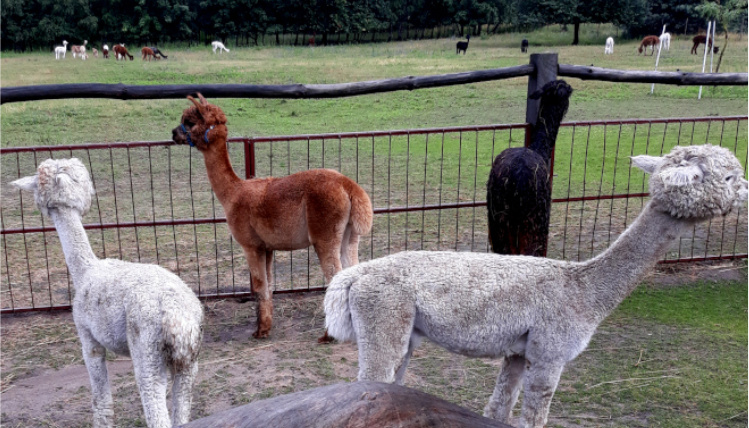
[324,144,748,428]
[55,40,68,59]
[604,37,614,54]
[11,158,204,428]
[211,40,230,53]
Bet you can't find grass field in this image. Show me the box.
[1,25,748,427]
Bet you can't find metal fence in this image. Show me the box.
[1,115,747,313]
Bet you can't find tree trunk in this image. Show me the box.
[182,382,513,428]
[714,32,728,74]
[572,21,580,45]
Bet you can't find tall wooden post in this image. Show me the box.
[524,53,558,257]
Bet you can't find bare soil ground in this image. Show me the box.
[1,262,745,428]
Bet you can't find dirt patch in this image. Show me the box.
[1,264,745,427]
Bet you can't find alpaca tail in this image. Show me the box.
[348,183,373,236]
[324,269,360,342]
[162,299,204,373]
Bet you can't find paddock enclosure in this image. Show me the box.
[1,54,747,313]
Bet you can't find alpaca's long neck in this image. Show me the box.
[49,208,98,282]
[579,203,694,317]
[528,103,566,162]
[200,139,242,204]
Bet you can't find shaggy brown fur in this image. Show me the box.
[691,34,719,55]
[172,94,373,340]
[638,35,659,55]
[114,44,133,60]
[141,47,154,61]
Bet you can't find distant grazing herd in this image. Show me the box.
[52,32,719,62]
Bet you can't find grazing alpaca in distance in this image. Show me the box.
[92,48,98,58]
[487,80,573,257]
[102,44,109,59]
[80,52,89,60]
[638,35,659,55]
[324,144,747,428]
[71,40,88,58]
[604,37,614,54]
[691,34,719,54]
[149,47,168,59]
[55,40,68,59]
[211,41,230,53]
[11,158,204,428]
[141,47,154,61]
[521,39,529,53]
[172,94,373,340]
[660,32,671,50]
[114,44,133,60]
[456,35,470,54]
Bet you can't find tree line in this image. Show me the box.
[2,0,746,51]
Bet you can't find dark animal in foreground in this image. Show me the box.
[149,47,168,59]
[521,39,529,53]
[691,34,719,54]
[487,80,573,257]
[182,382,512,428]
[456,35,470,54]
[638,35,659,55]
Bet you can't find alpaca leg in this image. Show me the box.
[343,228,361,268]
[393,333,422,385]
[314,239,344,284]
[129,338,171,428]
[171,362,199,426]
[351,288,416,383]
[519,361,565,428]
[79,330,114,428]
[483,355,526,422]
[245,248,273,338]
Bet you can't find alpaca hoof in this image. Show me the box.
[253,330,270,339]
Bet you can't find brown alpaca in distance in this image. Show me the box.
[141,47,155,61]
[638,35,659,55]
[691,34,719,55]
[114,44,133,60]
[172,94,373,340]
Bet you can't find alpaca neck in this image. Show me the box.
[528,104,565,162]
[200,139,242,204]
[580,203,694,317]
[49,208,98,281]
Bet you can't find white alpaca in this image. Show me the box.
[55,40,68,60]
[661,32,671,50]
[11,158,204,428]
[211,41,230,53]
[604,36,614,54]
[324,144,747,428]
[71,40,88,58]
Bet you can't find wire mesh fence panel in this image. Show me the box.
[1,117,746,313]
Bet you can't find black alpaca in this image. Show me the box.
[521,39,529,53]
[486,80,573,256]
[456,35,470,54]
[149,47,168,59]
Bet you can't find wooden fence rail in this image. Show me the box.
[1,63,746,104]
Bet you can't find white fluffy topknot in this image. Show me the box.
[11,158,95,218]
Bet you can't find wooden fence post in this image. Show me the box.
[525,53,558,257]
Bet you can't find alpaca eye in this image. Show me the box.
[184,121,194,128]
[725,175,734,183]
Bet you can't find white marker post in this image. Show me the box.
[698,21,712,99]
[650,29,666,94]
[709,20,717,73]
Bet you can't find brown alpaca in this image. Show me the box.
[691,34,719,55]
[638,35,659,55]
[114,44,133,60]
[172,94,373,340]
[141,47,154,61]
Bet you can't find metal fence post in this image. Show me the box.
[244,138,256,178]
[525,53,558,257]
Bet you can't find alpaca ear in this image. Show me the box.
[10,175,38,192]
[631,155,661,174]
[187,95,205,119]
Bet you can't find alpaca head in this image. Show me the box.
[632,144,747,220]
[62,40,68,46]
[530,79,573,108]
[172,93,228,151]
[10,158,95,218]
